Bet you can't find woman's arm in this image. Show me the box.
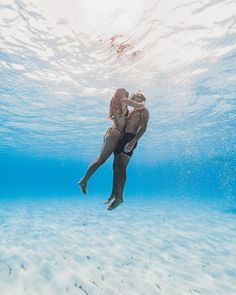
[121,98,145,109]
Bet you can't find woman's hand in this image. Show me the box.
[121,98,145,109]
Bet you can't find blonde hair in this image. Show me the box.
[108,88,129,119]
[130,92,146,102]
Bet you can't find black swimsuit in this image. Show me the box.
[114,133,138,157]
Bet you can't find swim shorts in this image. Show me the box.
[114,133,138,157]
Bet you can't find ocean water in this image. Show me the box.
[0,0,236,294]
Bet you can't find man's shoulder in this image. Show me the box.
[134,107,149,113]
[129,108,149,119]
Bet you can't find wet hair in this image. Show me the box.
[108,88,129,119]
[130,92,146,102]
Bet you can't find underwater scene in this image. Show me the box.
[0,0,236,294]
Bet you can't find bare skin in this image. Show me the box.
[105,104,149,209]
[106,153,130,210]
[78,94,144,194]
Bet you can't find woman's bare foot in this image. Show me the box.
[78,179,87,194]
[108,197,123,210]
[104,195,116,205]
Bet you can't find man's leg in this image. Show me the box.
[116,153,130,198]
[104,154,121,204]
[108,153,130,210]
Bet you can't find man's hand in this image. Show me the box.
[124,140,136,153]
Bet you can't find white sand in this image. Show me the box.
[0,198,235,295]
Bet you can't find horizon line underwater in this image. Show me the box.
[0,0,236,294]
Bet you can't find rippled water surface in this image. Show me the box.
[0,0,236,162]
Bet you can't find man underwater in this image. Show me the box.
[104,92,149,210]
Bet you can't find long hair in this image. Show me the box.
[108,88,129,119]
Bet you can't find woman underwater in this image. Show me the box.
[78,88,145,194]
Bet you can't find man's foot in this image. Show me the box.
[78,179,87,194]
[108,197,123,210]
[104,195,115,205]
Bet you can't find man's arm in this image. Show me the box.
[124,109,149,153]
[132,109,149,143]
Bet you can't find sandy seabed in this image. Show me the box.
[0,197,235,295]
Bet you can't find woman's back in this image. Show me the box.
[111,106,129,133]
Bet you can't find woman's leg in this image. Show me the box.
[78,128,121,194]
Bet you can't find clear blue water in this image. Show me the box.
[0,0,235,208]
[1,3,236,294]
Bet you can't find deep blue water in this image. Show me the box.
[1,151,235,211]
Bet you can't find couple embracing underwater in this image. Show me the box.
[78,88,149,210]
